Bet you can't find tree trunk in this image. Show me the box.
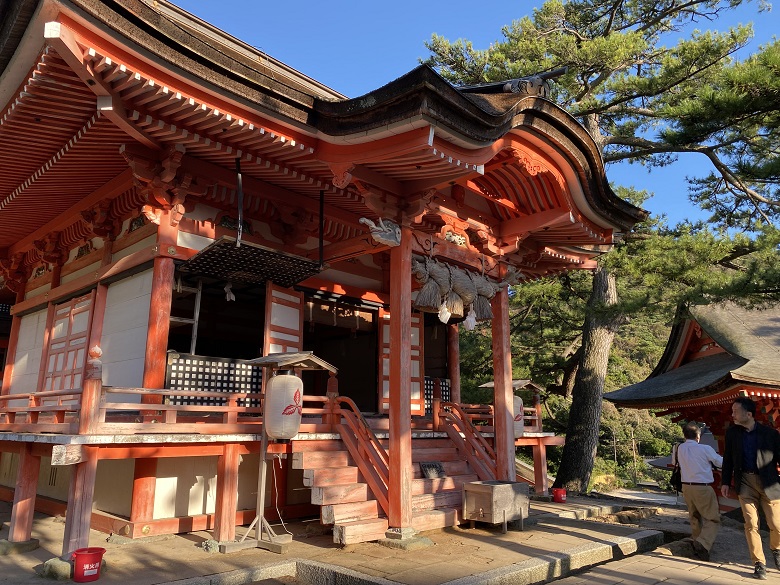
[553,267,622,493]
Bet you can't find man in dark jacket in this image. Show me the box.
[721,397,780,579]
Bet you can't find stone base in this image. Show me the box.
[36,557,71,581]
[35,556,108,581]
[378,535,434,551]
[383,526,417,540]
[0,538,39,555]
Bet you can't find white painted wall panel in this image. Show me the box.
[94,459,134,517]
[61,261,101,285]
[37,457,71,501]
[177,231,213,252]
[10,309,47,394]
[112,235,156,262]
[153,457,218,519]
[101,270,152,392]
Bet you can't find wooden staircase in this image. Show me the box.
[292,437,478,545]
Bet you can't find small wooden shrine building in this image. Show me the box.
[0,0,643,555]
[605,302,780,504]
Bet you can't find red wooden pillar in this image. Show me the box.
[214,443,240,542]
[491,287,515,481]
[533,441,549,495]
[387,226,413,536]
[61,446,98,557]
[129,458,157,525]
[447,324,461,403]
[1,315,21,395]
[8,444,41,542]
[141,255,174,398]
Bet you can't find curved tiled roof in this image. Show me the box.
[605,302,780,405]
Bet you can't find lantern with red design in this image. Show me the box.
[264,370,304,440]
[513,395,524,438]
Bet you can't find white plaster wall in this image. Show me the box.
[112,234,156,262]
[101,270,152,397]
[9,309,47,394]
[177,231,213,252]
[237,454,260,510]
[153,456,218,519]
[0,453,126,511]
[24,281,51,300]
[61,261,101,285]
[37,457,72,501]
[94,459,134,517]
[1,454,74,501]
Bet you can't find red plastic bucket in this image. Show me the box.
[552,488,567,503]
[72,547,105,583]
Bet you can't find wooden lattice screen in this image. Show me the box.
[423,377,451,415]
[165,353,262,407]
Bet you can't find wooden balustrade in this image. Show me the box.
[440,401,497,481]
[331,396,390,515]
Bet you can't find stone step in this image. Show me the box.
[411,507,461,532]
[291,450,352,469]
[303,465,361,487]
[321,499,382,525]
[412,474,478,495]
[310,482,370,505]
[332,517,389,545]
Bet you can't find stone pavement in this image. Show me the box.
[0,497,775,585]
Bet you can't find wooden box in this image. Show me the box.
[462,480,529,532]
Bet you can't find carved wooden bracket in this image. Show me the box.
[33,232,68,266]
[0,252,28,292]
[400,189,436,226]
[329,163,355,189]
[81,199,119,239]
[451,184,467,209]
[439,215,473,250]
[121,144,206,222]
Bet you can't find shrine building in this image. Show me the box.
[0,0,644,555]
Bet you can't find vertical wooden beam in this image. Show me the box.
[87,284,109,351]
[129,458,157,524]
[8,444,41,542]
[1,288,25,394]
[213,443,240,542]
[491,287,515,481]
[141,256,175,402]
[388,226,413,534]
[532,442,549,495]
[34,302,56,393]
[79,349,104,435]
[61,446,99,557]
[447,324,461,403]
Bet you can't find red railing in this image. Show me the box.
[440,401,497,480]
[330,396,389,515]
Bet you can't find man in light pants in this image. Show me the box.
[676,421,723,562]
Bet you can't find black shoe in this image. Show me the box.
[773,549,780,570]
[692,540,710,562]
[754,563,768,580]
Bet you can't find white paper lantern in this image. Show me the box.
[513,395,525,438]
[264,372,304,440]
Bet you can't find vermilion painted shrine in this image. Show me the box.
[0,0,644,555]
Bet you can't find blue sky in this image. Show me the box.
[171,1,775,226]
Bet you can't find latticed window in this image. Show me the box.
[41,292,94,391]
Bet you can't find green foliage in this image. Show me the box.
[425,0,780,223]
[427,0,780,490]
